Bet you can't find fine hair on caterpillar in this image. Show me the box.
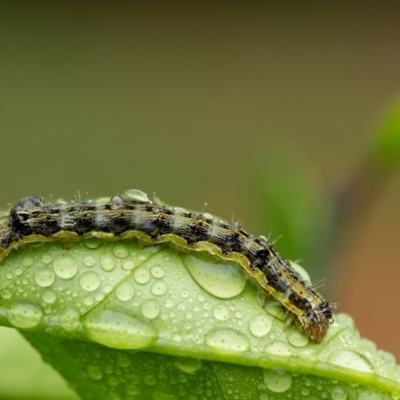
[0,188,333,342]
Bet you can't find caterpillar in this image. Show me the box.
[0,189,332,342]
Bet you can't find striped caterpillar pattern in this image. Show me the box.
[0,189,332,342]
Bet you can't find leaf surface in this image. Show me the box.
[0,237,399,399]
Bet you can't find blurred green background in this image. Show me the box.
[1,2,400,396]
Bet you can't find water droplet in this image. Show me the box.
[22,256,34,267]
[150,281,168,296]
[212,305,230,321]
[177,302,186,311]
[83,255,96,267]
[95,293,105,302]
[287,330,309,347]
[264,301,286,321]
[79,271,101,292]
[83,309,158,349]
[113,244,129,259]
[263,368,292,393]
[84,237,101,249]
[184,253,246,299]
[7,301,43,328]
[328,350,374,373]
[34,267,55,287]
[116,281,135,301]
[53,253,78,279]
[204,328,250,354]
[84,296,94,306]
[151,265,165,278]
[330,387,348,400]
[377,349,396,367]
[133,267,150,284]
[144,375,157,385]
[86,365,103,380]
[164,298,174,308]
[1,289,12,299]
[336,313,355,329]
[141,299,160,319]
[249,314,273,337]
[40,254,53,264]
[122,259,136,271]
[112,356,129,372]
[104,284,113,293]
[264,342,292,357]
[358,390,390,400]
[174,357,202,374]
[185,311,193,320]
[42,290,57,304]
[60,308,80,331]
[100,252,115,272]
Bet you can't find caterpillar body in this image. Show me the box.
[0,189,332,342]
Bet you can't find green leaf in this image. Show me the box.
[254,160,333,280]
[0,327,79,400]
[375,96,400,163]
[0,238,399,399]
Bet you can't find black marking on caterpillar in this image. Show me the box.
[0,189,333,342]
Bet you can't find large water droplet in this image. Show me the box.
[53,253,78,279]
[35,267,55,287]
[151,265,165,279]
[212,305,230,321]
[330,387,348,400]
[122,260,136,271]
[83,309,158,349]
[249,314,272,337]
[264,342,292,357]
[22,256,34,267]
[83,255,96,267]
[60,308,81,331]
[328,350,374,373]
[184,253,246,299]
[42,290,57,304]
[287,329,309,347]
[141,299,160,320]
[116,281,135,301]
[84,237,102,249]
[113,244,129,259]
[117,354,131,368]
[86,365,103,380]
[150,281,168,296]
[265,301,286,321]
[204,328,250,354]
[41,254,53,265]
[100,252,115,272]
[7,301,43,328]
[358,390,390,400]
[1,289,12,299]
[263,368,292,393]
[133,267,150,284]
[79,271,101,292]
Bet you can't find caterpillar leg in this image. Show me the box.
[284,312,296,330]
[259,289,270,307]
